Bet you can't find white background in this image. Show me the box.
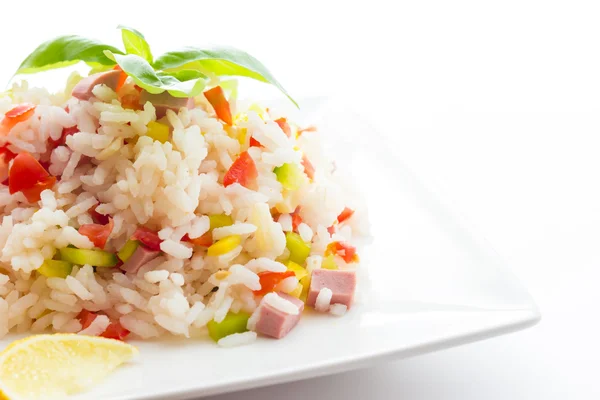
[2,0,599,398]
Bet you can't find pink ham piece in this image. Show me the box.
[72,70,123,101]
[307,269,357,310]
[120,245,160,274]
[253,292,304,339]
[138,91,189,118]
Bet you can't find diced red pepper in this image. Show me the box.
[182,232,213,247]
[90,204,110,225]
[2,103,36,132]
[301,154,315,180]
[78,310,130,340]
[337,207,355,224]
[327,225,336,235]
[249,137,263,148]
[49,125,78,149]
[78,217,114,249]
[325,241,359,263]
[0,147,16,184]
[254,271,295,296]
[291,206,303,232]
[100,321,130,340]
[77,309,97,330]
[223,151,258,189]
[132,227,163,251]
[204,86,232,125]
[9,152,56,202]
[274,117,291,137]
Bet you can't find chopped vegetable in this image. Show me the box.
[325,241,359,263]
[0,146,16,183]
[2,103,36,132]
[101,321,130,340]
[204,86,232,125]
[8,152,56,202]
[182,233,212,247]
[301,154,315,180]
[59,247,118,267]
[183,213,234,247]
[249,136,263,147]
[321,254,338,270]
[274,163,304,191]
[286,260,308,280]
[223,151,258,189]
[49,125,78,149]
[337,207,355,224]
[131,227,162,251]
[285,232,311,265]
[120,93,142,110]
[327,225,336,235]
[37,260,73,278]
[78,218,114,249]
[254,271,295,296]
[145,121,169,143]
[89,204,110,225]
[289,283,303,298]
[78,310,97,330]
[290,207,303,232]
[206,312,250,342]
[113,65,128,92]
[78,310,130,340]
[207,235,241,257]
[300,275,311,301]
[209,214,234,229]
[117,239,140,262]
[274,117,291,137]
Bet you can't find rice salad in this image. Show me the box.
[0,27,367,346]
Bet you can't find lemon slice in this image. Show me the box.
[0,334,138,399]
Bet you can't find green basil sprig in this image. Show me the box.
[14,27,296,105]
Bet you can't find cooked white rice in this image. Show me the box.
[0,75,367,341]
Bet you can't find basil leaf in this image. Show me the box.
[106,52,206,97]
[118,25,153,64]
[154,46,297,107]
[16,35,122,75]
[162,69,207,82]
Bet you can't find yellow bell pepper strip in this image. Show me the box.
[146,121,169,143]
[207,235,241,257]
[286,260,308,280]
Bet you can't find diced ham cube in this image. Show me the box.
[253,292,304,339]
[72,70,123,101]
[307,269,356,310]
[120,245,160,274]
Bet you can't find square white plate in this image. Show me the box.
[2,97,539,400]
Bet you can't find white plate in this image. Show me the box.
[1,97,540,400]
